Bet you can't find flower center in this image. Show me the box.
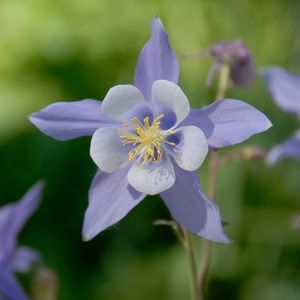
[120,114,174,164]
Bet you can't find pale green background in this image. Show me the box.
[0,0,300,299]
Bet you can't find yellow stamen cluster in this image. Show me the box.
[120,114,174,164]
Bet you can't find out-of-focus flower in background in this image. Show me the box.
[32,267,58,300]
[207,40,255,87]
[30,17,271,244]
[263,67,300,164]
[0,181,44,300]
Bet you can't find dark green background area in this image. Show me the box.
[1,0,300,299]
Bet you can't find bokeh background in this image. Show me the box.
[1,0,300,299]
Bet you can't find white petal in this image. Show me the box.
[90,127,128,173]
[152,80,190,123]
[102,85,146,121]
[171,126,208,171]
[128,158,175,195]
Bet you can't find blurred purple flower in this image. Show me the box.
[0,182,44,300]
[208,41,255,87]
[30,17,271,243]
[263,67,300,164]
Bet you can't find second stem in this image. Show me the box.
[196,63,230,300]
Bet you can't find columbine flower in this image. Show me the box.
[207,40,255,87]
[0,182,44,300]
[30,17,271,243]
[263,67,300,164]
[89,79,209,195]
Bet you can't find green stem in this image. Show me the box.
[184,230,198,300]
[196,150,218,300]
[216,63,230,100]
[154,220,197,300]
[196,63,230,300]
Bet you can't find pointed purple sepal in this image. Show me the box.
[267,130,300,164]
[82,167,145,241]
[160,164,230,243]
[0,269,29,300]
[263,67,300,118]
[30,99,118,141]
[0,181,44,268]
[182,99,272,148]
[134,16,179,101]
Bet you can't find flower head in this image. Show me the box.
[90,80,208,195]
[30,17,271,243]
[263,67,300,164]
[0,182,44,300]
[208,40,255,87]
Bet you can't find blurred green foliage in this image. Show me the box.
[1,0,300,299]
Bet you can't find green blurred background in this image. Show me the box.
[1,0,300,299]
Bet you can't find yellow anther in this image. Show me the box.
[120,114,174,164]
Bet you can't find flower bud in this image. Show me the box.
[208,41,255,86]
[291,213,300,231]
[241,146,265,161]
[32,267,58,300]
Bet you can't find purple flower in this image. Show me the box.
[0,182,44,300]
[263,67,300,164]
[90,80,208,195]
[208,41,255,87]
[30,17,271,243]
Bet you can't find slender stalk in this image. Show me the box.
[154,220,197,300]
[196,150,218,300]
[206,150,219,198]
[196,63,230,300]
[183,229,198,300]
[166,63,230,300]
[215,64,230,100]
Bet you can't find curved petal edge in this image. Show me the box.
[29,99,117,141]
[182,99,272,148]
[82,167,145,241]
[160,164,231,243]
[134,16,179,101]
[263,67,300,118]
[267,130,300,164]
